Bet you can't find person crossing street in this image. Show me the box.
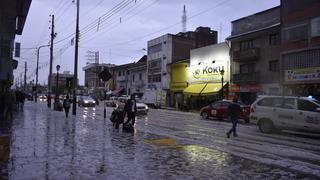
[226,97,241,138]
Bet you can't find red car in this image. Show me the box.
[200,100,251,123]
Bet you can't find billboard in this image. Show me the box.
[188,43,229,83]
[285,67,320,82]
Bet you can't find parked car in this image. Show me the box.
[136,98,149,115]
[39,94,47,101]
[250,95,320,133]
[200,100,251,123]
[78,96,96,107]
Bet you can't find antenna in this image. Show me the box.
[182,5,187,33]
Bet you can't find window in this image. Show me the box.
[148,43,162,54]
[240,39,254,50]
[240,63,255,74]
[269,60,279,72]
[139,73,142,80]
[257,98,274,107]
[311,17,320,37]
[269,33,279,45]
[298,100,318,112]
[282,22,308,42]
[118,71,121,76]
[148,74,161,83]
[127,70,129,75]
[132,74,135,82]
[282,98,295,109]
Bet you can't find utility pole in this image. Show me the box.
[48,15,55,108]
[72,0,80,115]
[24,62,27,91]
[35,45,49,103]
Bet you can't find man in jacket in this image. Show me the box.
[124,95,137,126]
[227,97,241,138]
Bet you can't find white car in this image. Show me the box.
[136,98,149,115]
[250,95,320,133]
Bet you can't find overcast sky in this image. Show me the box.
[14,0,279,86]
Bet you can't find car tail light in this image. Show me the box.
[250,107,254,113]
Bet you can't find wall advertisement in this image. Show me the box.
[285,67,320,82]
[188,62,228,83]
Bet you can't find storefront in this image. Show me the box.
[169,61,189,109]
[283,67,320,100]
[183,42,230,110]
[229,84,262,104]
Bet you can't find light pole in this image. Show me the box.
[35,45,49,103]
[54,65,61,111]
[220,69,225,100]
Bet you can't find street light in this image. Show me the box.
[35,45,49,103]
[220,69,225,100]
[54,65,61,111]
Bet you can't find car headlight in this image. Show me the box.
[145,106,148,110]
[93,101,96,104]
[84,100,89,103]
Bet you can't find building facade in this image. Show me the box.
[228,6,281,104]
[83,63,115,91]
[183,42,230,109]
[127,55,147,96]
[48,71,78,92]
[111,56,147,96]
[281,0,320,99]
[147,27,218,106]
[0,0,31,92]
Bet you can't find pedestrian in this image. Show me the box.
[226,97,242,138]
[19,91,26,111]
[124,95,137,126]
[63,95,72,118]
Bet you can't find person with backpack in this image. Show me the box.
[63,95,72,118]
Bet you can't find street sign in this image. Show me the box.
[66,77,73,88]
[99,69,112,82]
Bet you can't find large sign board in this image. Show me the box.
[188,61,227,83]
[188,43,229,83]
[285,67,320,82]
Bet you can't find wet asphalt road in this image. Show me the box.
[4,101,320,179]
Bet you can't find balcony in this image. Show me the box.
[233,72,260,84]
[233,48,260,62]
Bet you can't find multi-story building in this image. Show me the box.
[227,6,281,104]
[49,71,78,90]
[83,63,115,91]
[147,27,218,106]
[280,0,320,99]
[112,56,147,96]
[127,55,147,95]
[0,0,31,92]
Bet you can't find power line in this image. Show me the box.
[53,0,133,45]
[80,0,155,44]
[86,0,231,48]
[80,0,146,42]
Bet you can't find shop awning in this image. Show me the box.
[183,83,206,95]
[201,83,226,95]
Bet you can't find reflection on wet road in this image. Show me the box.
[6,102,320,179]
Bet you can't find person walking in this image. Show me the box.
[226,97,242,138]
[63,95,72,118]
[124,95,137,126]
